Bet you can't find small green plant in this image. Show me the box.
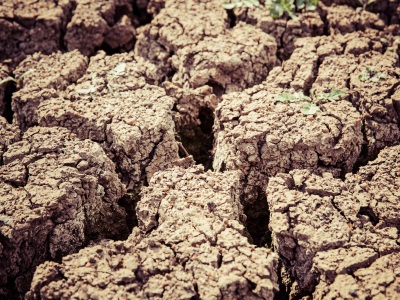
[76,74,102,95]
[76,63,127,95]
[107,62,127,95]
[358,66,388,83]
[275,89,345,115]
[265,0,317,19]
[356,0,377,11]
[222,0,260,9]
[0,69,34,87]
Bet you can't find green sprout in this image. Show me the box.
[107,63,127,95]
[265,0,317,20]
[222,0,260,9]
[0,69,34,87]
[76,74,103,95]
[275,88,346,115]
[76,63,127,96]
[356,0,377,11]
[358,66,388,83]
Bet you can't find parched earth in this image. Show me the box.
[0,0,399,299]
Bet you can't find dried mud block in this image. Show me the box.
[324,5,385,34]
[65,0,135,56]
[315,252,400,299]
[213,85,363,204]
[0,126,128,298]
[171,22,278,94]
[147,0,225,17]
[27,165,279,299]
[233,6,323,60]
[134,0,229,75]
[0,0,72,66]
[321,0,399,23]
[306,33,400,157]
[267,145,400,298]
[35,52,179,188]
[12,50,88,131]
[0,117,20,162]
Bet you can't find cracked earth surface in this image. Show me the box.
[0,0,400,299]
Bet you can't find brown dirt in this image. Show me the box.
[26,164,279,300]
[0,0,399,299]
[0,126,128,298]
[267,145,400,298]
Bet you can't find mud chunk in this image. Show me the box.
[0,117,20,162]
[34,52,179,188]
[0,0,72,66]
[321,0,399,24]
[325,4,385,34]
[136,164,246,231]
[27,165,279,299]
[0,126,128,299]
[135,0,229,75]
[234,6,323,60]
[306,33,400,157]
[171,22,278,94]
[104,15,136,51]
[12,50,89,131]
[213,85,363,204]
[267,145,400,298]
[65,0,135,55]
[315,252,400,299]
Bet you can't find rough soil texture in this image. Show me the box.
[0,0,136,66]
[264,29,400,159]
[234,6,324,60]
[27,164,279,299]
[0,126,128,298]
[12,50,89,131]
[267,145,400,298]
[171,22,278,94]
[65,0,136,56]
[323,4,385,35]
[134,0,229,76]
[321,0,400,24]
[213,83,363,204]
[37,51,179,188]
[12,50,180,189]
[0,0,72,66]
[0,117,20,163]
[1,1,400,299]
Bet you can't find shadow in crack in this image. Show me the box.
[2,80,16,124]
[177,106,215,171]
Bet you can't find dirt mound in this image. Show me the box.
[12,50,179,189]
[27,165,279,299]
[134,0,229,75]
[0,0,136,66]
[0,0,72,66]
[233,5,323,60]
[12,50,88,131]
[267,144,400,298]
[0,117,20,162]
[0,126,128,298]
[264,29,400,159]
[213,84,363,204]
[65,0,136,56]
[171,22,278,94]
